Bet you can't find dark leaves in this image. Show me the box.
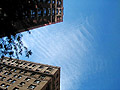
[0,44,3,48]
[0,33,32,59]
[26,50,32,58]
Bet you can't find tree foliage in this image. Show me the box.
[0,33,32,59]
[0,0,33,59]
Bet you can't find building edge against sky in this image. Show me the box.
[0,57,60,90]
[0,0,63,89]
[18,0,64,33]
[0,0,63,37]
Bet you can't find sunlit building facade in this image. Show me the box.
[0,57,60,90]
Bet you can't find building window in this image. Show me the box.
[24,71,27,74]
[34,80,41,84]
[17,75,22,79]
[1,77,6,81]
[36,69,39,71]
[11,60,15,63]
[52,0,55,3]
[8,72,12,76]
[56,9,58,14]
[47,67,53,71]
[32,65,36,67]
[31,10,35,18]
[30,73,36,76]
[56,73,59,78]
[43,8,47,16]
[57,0,61,5]
[38,10,41,16]
[48,0,51,3]
[28,63,32,66]
[7,59,10,61]
[52,9,55,15]
[13,87,19,90]
[18,61,23,64]
[0,75,2,79]
[16,65,18,67]
[39,75,45,80]
[14,69,17,72]
[0,65,2,68]
[28,84,36,89]
[56,81,58,86]
[13,74,18,78]
[29,68,32,70]
[44,71,50,74]
[6,85,10,88]
[11,80,16,84]
[48,8,51,16]
[4,67,8,70]
[25,67,28,69]
[3,62,6,64]
[39,65,44,69]
[0,65,4,67]
[15,60,18,64]
[10,68,14,71]
[19,82,25,86]
[23,63,27,65]
[4,72,8,75]
[25,77,31,81]
[0,69,2,73]
[7,78,12,82]
[19,70,24,73]
[1,83,5,87]
[59,9,62,14]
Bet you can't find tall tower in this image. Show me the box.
[0,57,60,90]
[0,0,63,37]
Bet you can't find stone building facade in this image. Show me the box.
[0,57,60,90]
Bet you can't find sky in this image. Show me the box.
[20,0,120,90]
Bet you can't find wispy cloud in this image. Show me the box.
[21,16,95,90]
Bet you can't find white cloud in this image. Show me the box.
[21,17,95,90]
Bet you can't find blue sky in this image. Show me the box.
[21,0,120,90]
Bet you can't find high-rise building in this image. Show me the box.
[0,0,63,37]
[0,57,60,90]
